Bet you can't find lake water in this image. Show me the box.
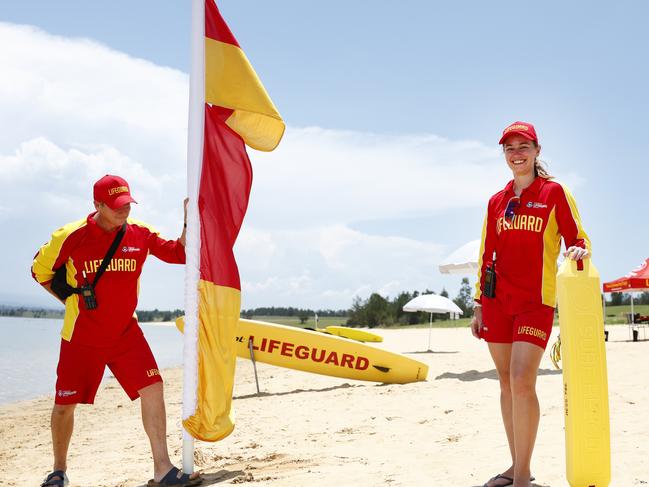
[0,316,183,404]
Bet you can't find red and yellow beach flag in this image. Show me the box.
[182,0,284,442]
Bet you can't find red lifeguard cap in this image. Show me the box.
[93,175,137,209]
[499,121,538,145]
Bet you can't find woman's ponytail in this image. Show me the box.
[534,158,553,179]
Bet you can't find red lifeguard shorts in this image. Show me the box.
[480,296,555,349]
[55,327,162,405]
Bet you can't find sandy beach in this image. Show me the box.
[1,325,646,487]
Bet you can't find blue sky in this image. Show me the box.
[1,1,647,310]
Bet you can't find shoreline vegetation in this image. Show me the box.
[2,280,647,326]
[2,304,648,327]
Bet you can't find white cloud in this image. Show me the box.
[0,22,190,307]
[245,127,511,229]
[0,22,187,172]
[236,225,447,309]
[0,21,585,310]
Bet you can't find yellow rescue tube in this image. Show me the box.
[556,259,611,487]
[322,325,383,342]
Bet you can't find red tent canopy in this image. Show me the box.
[602,258,649,292]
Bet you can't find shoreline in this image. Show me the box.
[1,326,646,486]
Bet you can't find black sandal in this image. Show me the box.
[41,470,69,487]
[147,466,202,486]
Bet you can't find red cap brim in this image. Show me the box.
[107,194,137,210]
[499,130,537,145]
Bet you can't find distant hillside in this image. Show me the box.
[0,305,64,318]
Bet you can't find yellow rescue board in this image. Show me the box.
[557,259,611,487]
[238,319,426,383]
[322,325,383,343]
[176,317,427,383]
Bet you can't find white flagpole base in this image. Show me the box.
[182,428,195,474]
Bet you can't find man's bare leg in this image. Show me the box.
[139,382,200,482]
[49,403,76,481]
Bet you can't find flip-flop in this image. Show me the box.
[147,466,202,487]
[482,474,536,487]
[483,474,513,487]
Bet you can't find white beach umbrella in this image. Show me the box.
[438,239,481,275]
[403,294,463,352]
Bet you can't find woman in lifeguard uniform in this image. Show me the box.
[471,121,590,487]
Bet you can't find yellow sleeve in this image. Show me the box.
[31,218,86,284]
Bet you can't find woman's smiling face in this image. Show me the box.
[502,134,540,177]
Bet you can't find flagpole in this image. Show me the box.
[183,0,205,473]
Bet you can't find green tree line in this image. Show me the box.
[607,291,649,306]
[136,308,184,322]
[17,278,648,325]
[1,280,477,325]
[346,278,475,328]
[0,306,64,318]
[240,306,348,318]
[0,307,185,322]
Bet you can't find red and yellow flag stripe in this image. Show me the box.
[205,0,284,152]
[182,1,284,442]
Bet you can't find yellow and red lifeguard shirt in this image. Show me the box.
[31,213,185,346]
[474,177,590,311]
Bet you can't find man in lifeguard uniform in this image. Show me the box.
[32,175,201,487]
